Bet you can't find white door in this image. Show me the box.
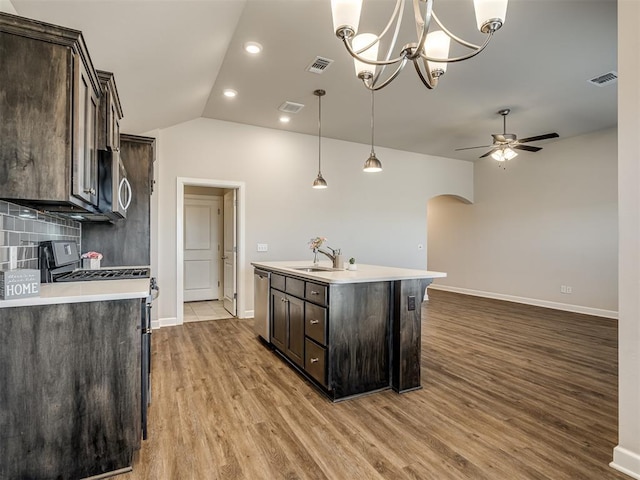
[222,190,237,316]
[184,195,222,302]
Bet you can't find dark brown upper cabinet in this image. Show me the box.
[96,70,123,152]
[0,12,101,213]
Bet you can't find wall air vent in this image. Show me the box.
[278,101,305,114]
[588,71,618,87]
[306,56,334,74]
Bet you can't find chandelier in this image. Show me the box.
[330,0,508,90]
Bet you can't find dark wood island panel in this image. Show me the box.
[0,299,141,480]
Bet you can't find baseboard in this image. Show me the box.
[151,316,179,329]
[611,446,640,479]
[427,284,618,319]
[244,309,254,319]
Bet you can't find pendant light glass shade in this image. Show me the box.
[312,89,328,189]
[474,0,509,33]
[425,30,451,75]
[363,89,382,173]
[352,33,379,79]
[331,0,362,37]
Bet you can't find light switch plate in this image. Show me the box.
[257,243,268,252]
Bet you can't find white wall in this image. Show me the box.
[427,127,618,317]
[611,1,640,478]
[154,117,473,324]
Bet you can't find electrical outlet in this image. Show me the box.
[257,243,268,252]
[408,295,416,311]
[560,285,573,294]
[566,286,572,294]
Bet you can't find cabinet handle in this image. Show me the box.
[309,319,319,324]
[310,358,319,363]
[310,290,320,295]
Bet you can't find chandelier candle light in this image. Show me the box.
[331,0,509,90]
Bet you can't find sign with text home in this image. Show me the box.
[0,269,40,300]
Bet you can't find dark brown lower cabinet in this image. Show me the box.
[270,288,304,368]
[0,299,141,479]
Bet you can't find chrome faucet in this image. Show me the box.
[314,246,342,269]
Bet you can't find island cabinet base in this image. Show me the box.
[265,267,434,402]
[0,299,142,480]
[327,282,391,400]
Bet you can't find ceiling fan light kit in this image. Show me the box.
[330,0,508,91]
[455,108,560,163]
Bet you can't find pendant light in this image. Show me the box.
[312,89,328,189]
[363,89,382,172]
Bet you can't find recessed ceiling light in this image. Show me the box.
[223,89,238,98]
[279,116,290,123]
[244,41,262,54]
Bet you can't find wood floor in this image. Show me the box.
[121,290,625,480]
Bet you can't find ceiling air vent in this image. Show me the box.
[588,71,618,87]
[307,56,334,74]
[278,101,305,114]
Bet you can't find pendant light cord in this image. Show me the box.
[318,93,322,174]
[370,89,375,155]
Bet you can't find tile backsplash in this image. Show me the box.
[0,200,81,271]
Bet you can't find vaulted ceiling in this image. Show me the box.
[9,0,617,161]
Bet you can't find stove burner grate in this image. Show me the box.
[53,268,150,282]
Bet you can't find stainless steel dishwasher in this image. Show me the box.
[253,269,271,341]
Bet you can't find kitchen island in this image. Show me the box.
[0,279,150,480]
[252,261,446,401]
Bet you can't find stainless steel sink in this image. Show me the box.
[291,266,337,272]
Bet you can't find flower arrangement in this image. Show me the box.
[308,236,327,251]
[81,251,103,270]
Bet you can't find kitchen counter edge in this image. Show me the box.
[0,278,150,308]
[251,261,446,284]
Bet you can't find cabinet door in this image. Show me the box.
[72,53,99,206]
[286,295,305,368]
[271,289,287,352]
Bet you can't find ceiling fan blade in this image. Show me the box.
[455,144,494,151]
[513,144,542,152]
[518,132,559,143]
[479,149,498,158]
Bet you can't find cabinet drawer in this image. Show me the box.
[285,277,305,297]
[271,273,285,291]
[305,338,327,387]
[305,303,327,345]
[305,282,327,305]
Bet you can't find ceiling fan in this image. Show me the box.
[456,109,559,161]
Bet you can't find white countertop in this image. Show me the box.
[0,278,150,308]
[251,261,446,284]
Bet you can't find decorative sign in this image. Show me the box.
[0,269,41,300]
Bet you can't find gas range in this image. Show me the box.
[39,240,150,283]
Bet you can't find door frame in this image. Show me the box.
[176,177,246,324]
